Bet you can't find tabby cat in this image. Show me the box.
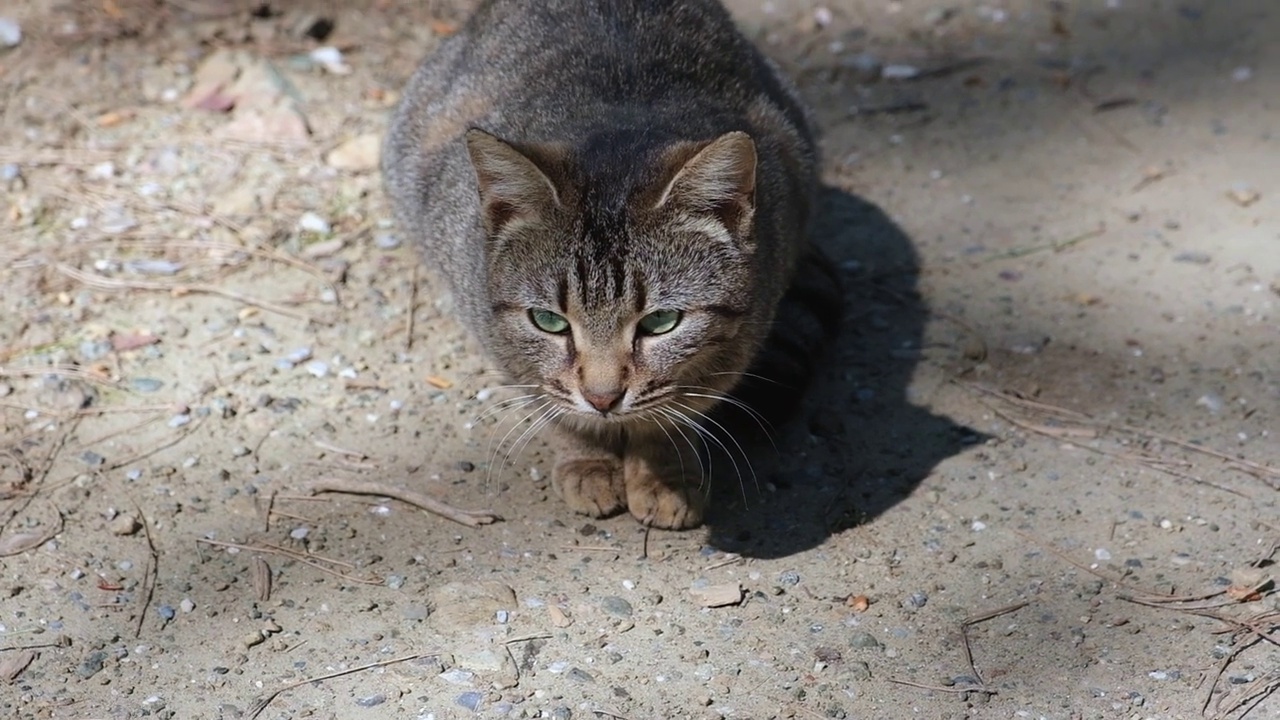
[382,0,840,529]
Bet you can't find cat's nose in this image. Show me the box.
[582,389,624,414]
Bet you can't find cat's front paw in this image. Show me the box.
[623,457,705,529]
[552,457,627,518]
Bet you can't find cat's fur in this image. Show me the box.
[383,0,838,529]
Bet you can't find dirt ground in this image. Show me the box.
[1,1,1277,718]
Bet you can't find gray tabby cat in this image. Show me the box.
[382,0,836,529]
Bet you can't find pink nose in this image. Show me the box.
[583,390,623,413]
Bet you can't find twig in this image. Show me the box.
[981,224,1106,262]
[961,601,1030,685]
[886,678,998,695]
[126,495,160,639]
[313,439,367,459]
[53,263,333,326]
[405,264,419,352]
[504,633,553,645]
[308,478,501,528]
[705,554,744,571]
[247,652,438,719]
[195,538,380,585]
[105,417,205,471]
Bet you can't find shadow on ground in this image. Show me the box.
[704,186,984,559]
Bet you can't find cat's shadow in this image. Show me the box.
[702,186,984,559]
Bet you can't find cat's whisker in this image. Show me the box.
[707,370,787,388]
[652,408,710,491]
[485,398,552,490]
[676,387,779,455]
[641,409,691,487]
[501,403,562,479]
[661,405,746,506]
[670,400,758,500]
[469,393,541,426]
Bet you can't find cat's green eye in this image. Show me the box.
[638,309,682,335]
[529,308,570,334]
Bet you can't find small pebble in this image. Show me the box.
[1173,250,1212,265]
[0,17,20,47]
[386,575,405,590]
[124,259,182,276]
[1231,66,1253,82]
[374,233,401,249]
[310,46,351,74]
[356,694,387,708]
[305,360,330,378]
[180,598,196,613]
[1196,393,1225,414]
[157,605,175,621]
[902,591,928,610]
[109,514,141,536]
[290,527,310,540]
[777,570,800,586]
[131,378,164,393]
[1094,548,1112,561]
[881,64,920,80]
[970,520,987,532]
[567,667,595,683]
[80,451,105,467]
[285,347,313,364]
[168,413,192,428]
[455,686,483,707]
[439,668,474,685]
[849,631,882,650]
[297,212,331,234]
[600,596,633,618]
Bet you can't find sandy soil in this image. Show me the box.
[0,1,1276,718]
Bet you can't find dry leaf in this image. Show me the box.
[548,604,573,628]
[1225,584,1263,603]
[0,532,46,556]
[110,331,159,352]
[0,649,36,683]
[846,594,871,612]
[253,557,272,602]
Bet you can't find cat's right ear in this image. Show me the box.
[465,129,563,235]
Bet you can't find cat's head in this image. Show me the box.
[465,128,761,427]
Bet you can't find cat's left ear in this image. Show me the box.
[654,131,757,242]
[465,129,565,236]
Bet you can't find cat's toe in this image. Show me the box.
[552,458,627,518]
[624,471,705,530]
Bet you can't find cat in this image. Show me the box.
[382,0,841,529]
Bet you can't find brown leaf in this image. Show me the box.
[846,594,871,612]
[548,604,573,628]
[1225,584,1263,603]
[0,532,46,557]
[253,558,272,602]
[110,331,160,352]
